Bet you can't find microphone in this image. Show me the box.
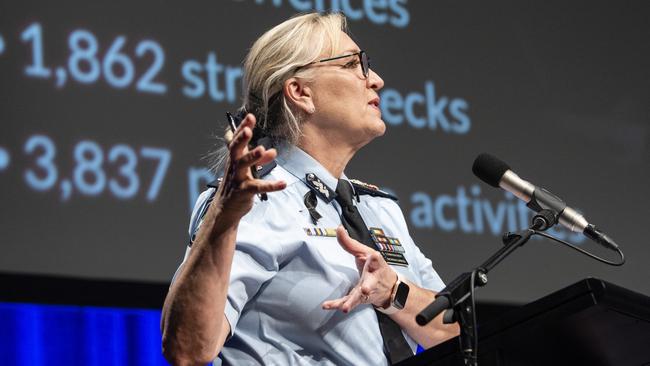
[472,153,619,250]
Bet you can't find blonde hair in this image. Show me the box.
[210,12,348,172]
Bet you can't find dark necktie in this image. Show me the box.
[335,179,414,365]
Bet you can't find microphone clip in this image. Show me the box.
[532,209,559,231]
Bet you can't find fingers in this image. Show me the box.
[233,146,276,181]
[322,288,363,314]
[237,145,263,167]
[336,226,374,257]
[228,146,284,194]
[322,258,378,314]
[322,253,396,314]
[239,179,287,195]
[340,290,363,313]
[229,127,252,161]
[322,280,377,313]
[238,113,256,130]
[228,114,256,160]
[256,147,277,166]
[322,296,347,311]
[233,147,279,184]
[216,113,286,218]
[224,112,277,183]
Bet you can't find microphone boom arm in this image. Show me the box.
[415,210,557,366]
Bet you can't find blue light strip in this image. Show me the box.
[0,302,170,366]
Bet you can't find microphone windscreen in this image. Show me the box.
[472,153,510,187]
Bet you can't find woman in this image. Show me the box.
[161,12,459,366]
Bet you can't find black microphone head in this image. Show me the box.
[472,153,511,187]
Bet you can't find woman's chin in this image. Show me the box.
[356,122,386,148]
[372,119,387,137]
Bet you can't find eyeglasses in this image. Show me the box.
[297,50,370,79]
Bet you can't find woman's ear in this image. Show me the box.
[284,77,315,115]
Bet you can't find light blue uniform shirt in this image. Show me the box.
[180,144,445,366]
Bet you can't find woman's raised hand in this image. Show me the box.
[217,113,286,223]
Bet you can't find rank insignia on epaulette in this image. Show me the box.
[207,161,277,189]
[304,227,337,237]
[349,179,398,201]
[369,227,408,266]
[350,179,379,191]
[189,191,217,247]
[305,173,336,203]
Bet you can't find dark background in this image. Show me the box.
[0,0,648,305]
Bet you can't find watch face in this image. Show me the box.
[394,281,410,309]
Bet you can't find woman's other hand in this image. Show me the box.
[321,226,397,313]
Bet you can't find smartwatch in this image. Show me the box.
[377,273,410,315]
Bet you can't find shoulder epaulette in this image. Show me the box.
[349,179,398,201]
[189,189,217,246]
[207,161,277,188]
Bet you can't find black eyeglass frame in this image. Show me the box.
[297,50,370,79]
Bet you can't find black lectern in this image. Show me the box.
[398,278,650,366]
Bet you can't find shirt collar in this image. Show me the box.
[276,143,348,202]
